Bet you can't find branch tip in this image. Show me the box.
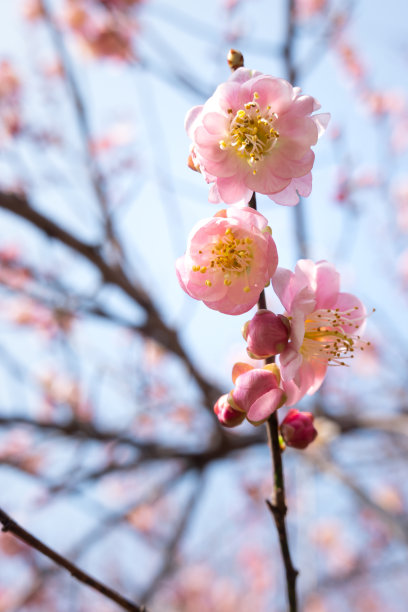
[227,49,244,71]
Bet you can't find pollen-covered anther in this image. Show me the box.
[301,306,368,366]
[219,92,280,168]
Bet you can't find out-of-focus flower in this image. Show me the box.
[63,1,136,61]
[89,122,134,155]
[0,61,22,141]
[0,61,20,101]
[294,0,326,20]
[8,298,74,338]
[214,393,245,427]
[38,370,91,420]
[280,408,317,449]
[272,259,368,405]
[185,67,329,206]
[176,206,278,315]
[85,22,133,60]
[361,89,405,118]
[336,42,365,81]
[22,0,45,20]
[242,309,290,359]
[228,362,286,425]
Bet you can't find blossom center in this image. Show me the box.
[219,92,279,173]
[191,227,253,290]
[300,306,368,366]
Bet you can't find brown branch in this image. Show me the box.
[0,413,265,465]
[0,508,148,612]
[265,415,298,612]
[246,189,298,610]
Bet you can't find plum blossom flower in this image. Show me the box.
[294,0,326,20]
[280,408,317,449]
[176,206,278,315]
[228,362,286,425]
[185,67,329,206]
[63,0,136,61]
[272,259,368,405]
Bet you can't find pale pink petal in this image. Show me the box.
[269,173,312,206]
[272,267,296,311]
[217,174,253,204]
[233,368,279,413]
[184,105,203,138]
[202,112,229,135]
[282,378,305,407]
[246,76,294,114]
[306,360,328,395]
[314,261,340,309]
[313,112,330,138]
[288,310,306,351]
[245,164,290,194]
[228,67,263,84]
[280,346,303,381]
[247,388,285,424]
[268,149,315,179]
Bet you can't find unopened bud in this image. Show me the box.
[280,409,317,450]
[227,49,244,71]
[243,310,290,359]
[214,394,245,428]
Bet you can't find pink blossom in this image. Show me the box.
[294,0,326,20]
[176,206,278,315]
[280,408,317,449]
[214,393,245,428]
[22,0,45,20]
[63,1,135,61]
[242,309,290,359]
[336,42,365,81]
[272,259,367,405]
[0,61,20,102]
[185,68,329,206]
[229,362,286,425]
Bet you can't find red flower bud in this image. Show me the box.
[214,394,245,428]
[280,409,317,449]
[242,309,290,359]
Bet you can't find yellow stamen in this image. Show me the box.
[220,92,279,169]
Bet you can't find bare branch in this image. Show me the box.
[0,508,148,612]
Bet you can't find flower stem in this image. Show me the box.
[248,191,298,612]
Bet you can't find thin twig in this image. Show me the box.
[0,508,148,612]
[246,190,298,611]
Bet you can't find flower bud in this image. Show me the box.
[227,49,244,71]
[230,366,285,426]
[214,394,245,428]
[280,409,317,449]
[242,310,290,359]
